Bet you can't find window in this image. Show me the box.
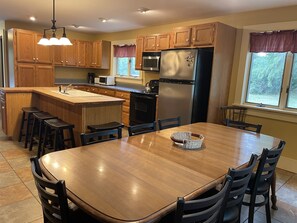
[113,44,140,78]
[244,30,297,110]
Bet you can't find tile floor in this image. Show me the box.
[0,121,297,222]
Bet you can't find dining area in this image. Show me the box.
[30,118,284,223]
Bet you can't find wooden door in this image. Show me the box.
[85,41,93,68]
[100,41,111,69]
[35,65,54,87]
[15,29,35,63]
[173,27,192,48]
[35,34,53,64]
[0,92,7,134]
[16,64,35,87]
[77,40,87,67]
[157,34,170,50]
[135,36,144,70]
[53,46,65,65]
[192,23,216,46]
[65,40,77,66]
[90,41,99,67]
[144,36,157,51]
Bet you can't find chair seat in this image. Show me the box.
[88,122,124,132]
[45,118,75,129]
[34,112,56,120]
[223,206,240,223]
[22,107,40,113]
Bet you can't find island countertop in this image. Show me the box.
[0,87,125,105]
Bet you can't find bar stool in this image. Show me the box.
[18,107,40,148]
[41,119,75,157]
[87,121,124,138]
[29,112,57,154]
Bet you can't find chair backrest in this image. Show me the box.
[221,106,247,125]
[30,157,70,223]
[226,119,262,133]
[175,175,232,223]
[251,140,285,195]
[158,116,181,130]
[128,122,156,136]
[80,128,121,146]
[220,154,258,222]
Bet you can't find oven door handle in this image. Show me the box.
[132,95,155,100]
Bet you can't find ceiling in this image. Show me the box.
[1,0,296,33]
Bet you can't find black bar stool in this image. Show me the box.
[41,119,75,157]
[29,112,57,154]
[87,121,124,138]
[18,107,40,148]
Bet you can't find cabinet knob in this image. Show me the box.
[66,61,68,63]
[192,38,195,41]
[186,39,189,42]
[33,57,35,60]
[36,58,39,61]
[157,44,159,47]
[61,61,63,63]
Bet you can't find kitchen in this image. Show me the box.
[1,0,297,222]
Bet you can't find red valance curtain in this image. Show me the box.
[250,30,297,53]
[113,44,136,57]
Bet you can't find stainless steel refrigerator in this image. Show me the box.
[158,48,213,125]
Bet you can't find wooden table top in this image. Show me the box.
[40,123,280,223]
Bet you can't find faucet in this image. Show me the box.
[64,84,72,93]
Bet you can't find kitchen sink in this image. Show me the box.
[51,90,103,97]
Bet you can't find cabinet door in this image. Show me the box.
[100,41,111,69]
[98,88,115,96]
[65,40,77,66]
[157,34,170,50]
[77,40,87,67]
[15,30,35,63]
[53,46,65,65]
[135,36,144,70]
[35,34,53,64]
[35,65,54,87]
[192,23,216,46]
[173,27,192,48]
[0,92,7,134]
[90,41,99,67]
[16,64,35,87]
[144,36,157,51]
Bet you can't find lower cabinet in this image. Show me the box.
[115,91,130,127]
[16,63,54,87]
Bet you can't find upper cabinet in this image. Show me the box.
[53,40,77,67]
[135,36,144,70]
[89,40,111,69]
[173,23,216,48]
[15,29,53,64]
[144,33,171,51]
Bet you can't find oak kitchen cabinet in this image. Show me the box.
[77,40,88,67]
[0,91,7,134]
[115,90,130,126]
[89,40,111,69]
[173,23,216,48]
[144,33,171,51]
[135,36,145,70]
[53,40,77,67]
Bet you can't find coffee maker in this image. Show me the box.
[87,73,95,84]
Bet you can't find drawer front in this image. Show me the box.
[115,91,130,100]
[123,100,130,107]
[122,105,130,113]
[99,88,115,96]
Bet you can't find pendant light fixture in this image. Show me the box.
[38,0,72,46]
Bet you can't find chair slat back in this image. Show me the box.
[226,119,262,133]
[128,122,156,136]
[30,157,69,223]
[158,117,181,130]
[175,176,232,223]
[221,106,247,125]
[80,128,121,146]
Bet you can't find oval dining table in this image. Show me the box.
[39,122,281,223]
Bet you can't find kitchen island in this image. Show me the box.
[0,87,124,145]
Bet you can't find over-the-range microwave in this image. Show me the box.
[95,76,115,85]
[142,52,161,72]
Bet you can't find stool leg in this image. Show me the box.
[53,130,58,151]
[18,111,26,142]
[37,121,44,153]
[24,113,33,148]
[59,129,65,150]
[39,125,48,158]
[69,128,76,148]
[118,127,122,139]
[29,118,37,150]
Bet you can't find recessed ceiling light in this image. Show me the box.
[98,18,108,23]
[138,7,149,14]
[72,24,80,28]
[29,16,36,21]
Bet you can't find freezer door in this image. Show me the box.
[160,49,198,80]
[157,82,194,125]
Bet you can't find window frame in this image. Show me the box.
[114,57,141,79]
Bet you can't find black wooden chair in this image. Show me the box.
[80,128,121,146]
[30,157,98,223]
[175,175,232,223]
[128,122,157,136]
[221,154,258,223]
[226,119,262,133]
[242,140,286,223]
[158,116,181,130]
[221,106,247,125]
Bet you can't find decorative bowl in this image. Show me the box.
[170,131,204,150]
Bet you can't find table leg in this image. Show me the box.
[271,171,278,210]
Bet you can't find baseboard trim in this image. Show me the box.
[278,156,297,173]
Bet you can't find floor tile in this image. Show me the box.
[7,156,31,170]
[275,168,294,191]
[15,166,34,182]
[24,180,38,197]
[275,174,297,208]
[0,197,42,223]
[0,153,4,161]
[1,148,30,160]
[0,183,33,207]
[0,160,12,173]
[243,211,282,223]
[0,171,21,188]
[29,218,44,223]
[0,140,23,152]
